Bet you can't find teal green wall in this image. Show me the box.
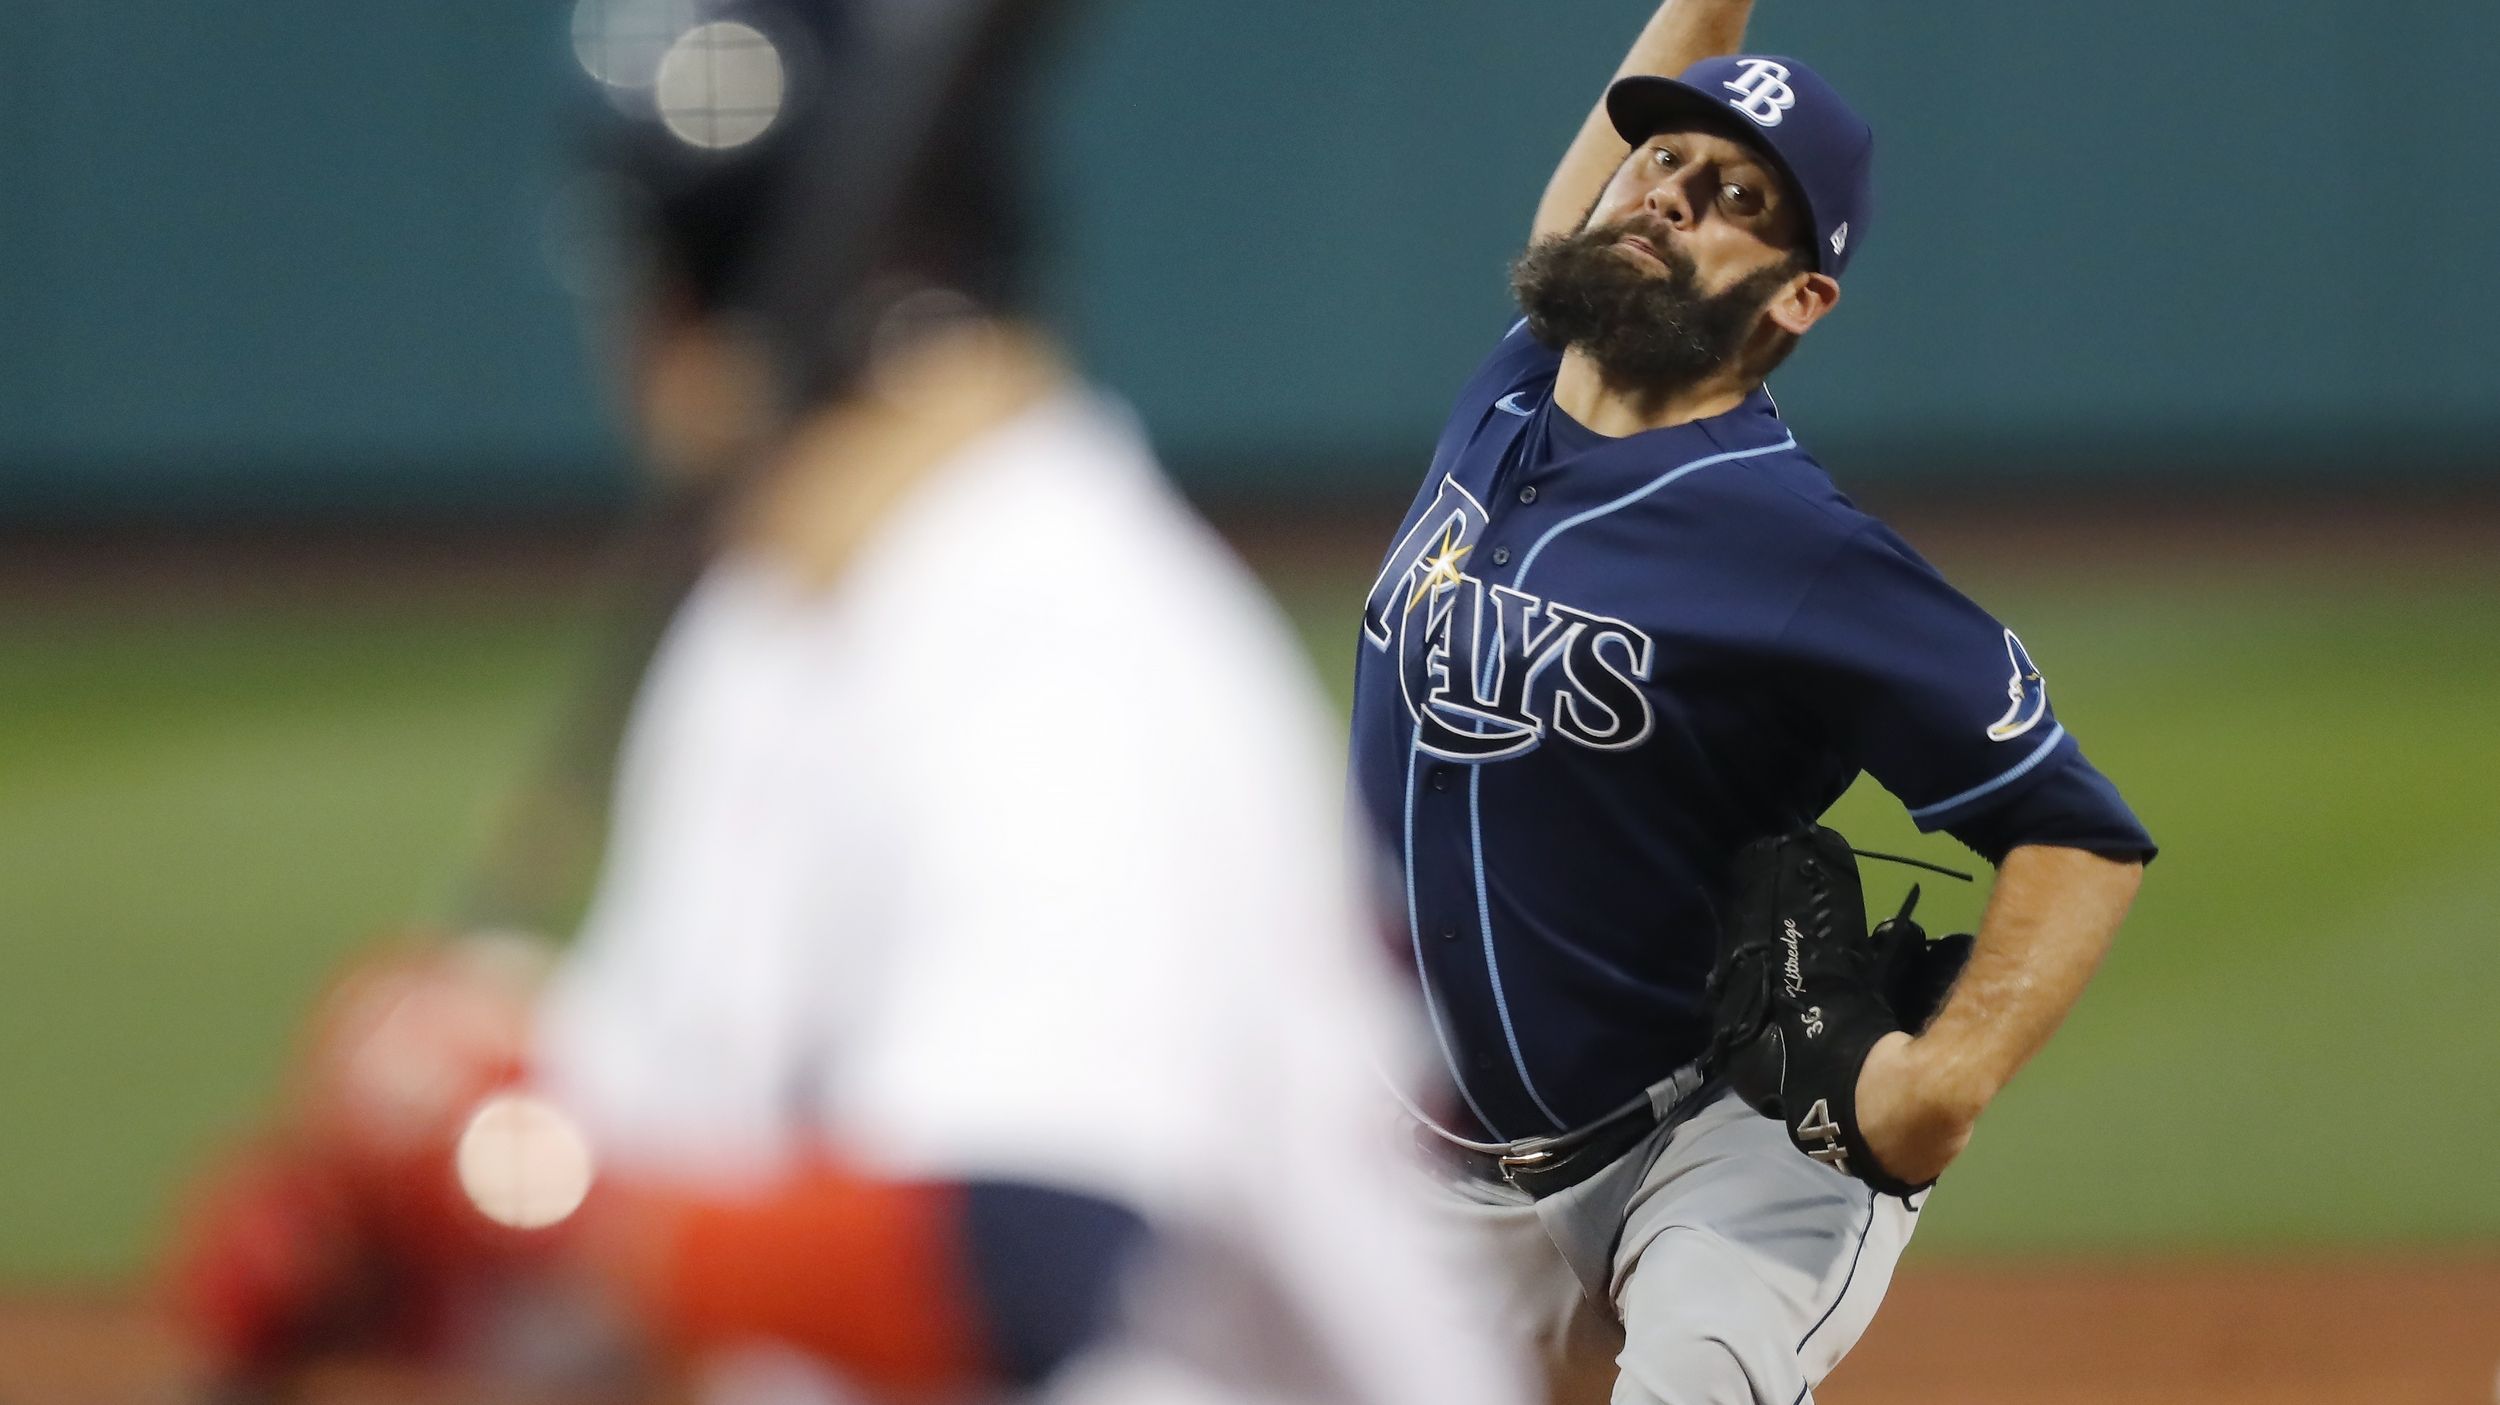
[4,1,2495,519]
[0,1,618,518]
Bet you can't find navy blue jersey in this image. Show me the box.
[1348,323,2153,1141]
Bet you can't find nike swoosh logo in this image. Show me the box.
[1495,391,1533,417]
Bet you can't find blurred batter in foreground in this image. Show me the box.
[169,3,1526,1403]
[1348,2,2156,1400]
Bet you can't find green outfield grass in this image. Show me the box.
[3,556,2496,1283]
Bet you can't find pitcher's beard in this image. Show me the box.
[1510,223,1794,393]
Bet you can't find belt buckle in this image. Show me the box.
[1495,1143,1556,1188]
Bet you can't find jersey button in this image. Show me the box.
[1429,768,1450,792]
[1518,486,1537,504]
[1440,929,1458,942]
[1490,547,1511,566]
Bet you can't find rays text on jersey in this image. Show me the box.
[1364,477,1655,762]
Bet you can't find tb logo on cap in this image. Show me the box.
[1721,59,1797,126]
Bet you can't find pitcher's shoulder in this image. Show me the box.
[1455,319,1565,416]
[1685,427,1885,553]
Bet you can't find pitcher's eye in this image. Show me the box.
[1719,182,1765,217]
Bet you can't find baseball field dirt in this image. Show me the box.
[9,1259,2494,1403]
[1827,1259,2500,1405]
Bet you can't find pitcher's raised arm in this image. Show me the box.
[1531,0,1755,241]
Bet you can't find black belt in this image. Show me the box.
[1415,1065,1713,1200]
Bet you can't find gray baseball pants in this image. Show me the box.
[1423,1091,1919,1405]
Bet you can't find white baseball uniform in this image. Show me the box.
[533,388,1529,1405]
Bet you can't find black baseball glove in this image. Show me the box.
[1702,826,1975,1198]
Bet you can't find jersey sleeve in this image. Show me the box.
[1777,521,2154,861]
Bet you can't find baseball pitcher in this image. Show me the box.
[1347,3,2156,1401]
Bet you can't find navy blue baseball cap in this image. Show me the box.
[1604,55,1873,276]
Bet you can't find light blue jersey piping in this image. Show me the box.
[1404,740,1500,1133]
[1442,433,1800,1134]
[1513,436,1798,584]
[1908,723,2068,822]
[1468,763,1570,1130]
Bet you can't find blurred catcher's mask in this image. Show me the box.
[572,0,1046,420]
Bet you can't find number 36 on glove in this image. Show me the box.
[1703,826,1975,1199]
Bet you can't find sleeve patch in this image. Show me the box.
[1985,630,2050,742]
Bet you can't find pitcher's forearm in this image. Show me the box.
[1914,845,2142,1117]
[1853,845,2141,1183]
[1609,0,1756,87]
[1532,0,1756,239]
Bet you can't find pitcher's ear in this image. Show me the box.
[1766,271,1841,337]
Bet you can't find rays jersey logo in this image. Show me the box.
[1987,629,2049,741]
[1362,477,1655,761]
